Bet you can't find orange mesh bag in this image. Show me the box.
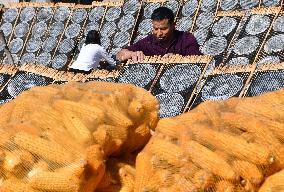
[135,88,284,191]
[0,80,159,191]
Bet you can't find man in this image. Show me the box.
[116,7,202,62]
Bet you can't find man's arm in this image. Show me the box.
[116,36,151,62]
[116,49,134,61]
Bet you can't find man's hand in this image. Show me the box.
[162,53,174,58]
[116,49,145,63]
[131,51,145,63]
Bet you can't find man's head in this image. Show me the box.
[151,7,175,43]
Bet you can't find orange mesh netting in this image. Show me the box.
[135,88,284,192]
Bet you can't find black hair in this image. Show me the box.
[151,7,175,24]
[85,30,101,45]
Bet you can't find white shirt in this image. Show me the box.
[70,44,116,71]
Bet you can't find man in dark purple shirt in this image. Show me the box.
[116,7,202,62]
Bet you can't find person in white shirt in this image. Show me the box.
[69,30,116,74]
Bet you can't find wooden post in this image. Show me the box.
[0,30,14,65]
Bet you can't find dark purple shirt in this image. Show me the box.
[127,30,202,56]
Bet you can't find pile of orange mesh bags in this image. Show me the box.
[0,81,159,191]
[0,78,284,191]
[135,89,284,192]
